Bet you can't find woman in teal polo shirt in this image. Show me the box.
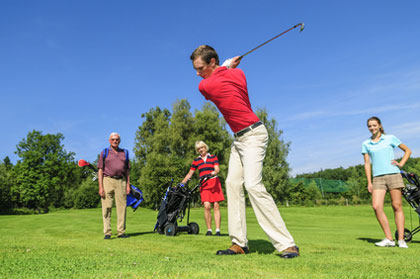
[362,116,411,248]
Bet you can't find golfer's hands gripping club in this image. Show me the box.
[222,56,242,69]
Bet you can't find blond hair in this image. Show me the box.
[195,141,209,154]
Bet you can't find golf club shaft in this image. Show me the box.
[239,22,304,59]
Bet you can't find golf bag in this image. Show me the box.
[398,170,420,241]
[126,185,144,211]
[154,176,211,236]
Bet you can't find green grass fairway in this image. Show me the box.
[1,205,419,278]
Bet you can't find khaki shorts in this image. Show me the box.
[372,173,405,191]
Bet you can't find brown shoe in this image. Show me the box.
[216,244,249,255]
[280,246,299,258]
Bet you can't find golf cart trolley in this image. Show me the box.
[77,159,144,211]
[154,175,212,236]
[398,170,420,242]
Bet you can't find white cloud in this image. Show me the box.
[389,122,420,140]
[285,102,420,122]
[284,66,420,123]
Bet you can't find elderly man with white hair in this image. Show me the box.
[97,132,131,239]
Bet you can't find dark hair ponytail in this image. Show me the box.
[367,116,385,134]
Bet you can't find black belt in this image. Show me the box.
[107,175,124,179]
[234,121,263,138]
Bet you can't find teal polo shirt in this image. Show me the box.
[361,134,401,177]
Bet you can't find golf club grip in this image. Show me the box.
[240,23,303,58]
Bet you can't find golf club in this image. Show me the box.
[238,22,304,60]
[78,159,97,171]
[78,159,98,180]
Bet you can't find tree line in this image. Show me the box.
[1,99,293,213]
[1,99,419,213]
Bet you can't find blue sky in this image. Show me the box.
[1,0,419,175]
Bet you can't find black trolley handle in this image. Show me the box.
[189,174,217,193]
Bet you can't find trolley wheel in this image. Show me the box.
[188,222,200,235]
[395,228,412,242]
[164,223,177,236]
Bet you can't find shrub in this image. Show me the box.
[73,179,100,209]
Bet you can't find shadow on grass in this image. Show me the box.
[357,237,381,244]
[357,237,420,244]
[248,239,276,254]
[127,231,156,237]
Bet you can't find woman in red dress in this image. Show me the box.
[181,141,225,236]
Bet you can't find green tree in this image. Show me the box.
[3,156,12,171]
[192,102,232,180]
[288,180,306,205]
[169,99,195,159]
[0,158,13,211]
[346,167,362,199]
[256,108,291,204]
[73,178,101,209]
[128,159,142,189]
[12,130,80,212]
[64,163,99,209]
[296,167,352,181]
[306,180,322,201]
[134,106,171,167]
[404,157,420,175]
[133,100,232,208]
[134,106,175,208]
[133,100,292,208]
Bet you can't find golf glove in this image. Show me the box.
[222,58,233,68]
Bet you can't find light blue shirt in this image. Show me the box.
[361,134,401,177]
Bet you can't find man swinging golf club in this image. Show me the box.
[190,45,299,258]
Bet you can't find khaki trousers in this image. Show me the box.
[102,176,127,236]
[226,124,295,252]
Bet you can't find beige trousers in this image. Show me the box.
[102,176,127,236]
[225,124,295,252]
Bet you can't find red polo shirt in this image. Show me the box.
[198,66,260,133]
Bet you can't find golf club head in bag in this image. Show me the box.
[78,159,98,181]
[400,170,420,216]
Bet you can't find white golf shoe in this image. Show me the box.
[398,240,408,248]
[375,238,395,247]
